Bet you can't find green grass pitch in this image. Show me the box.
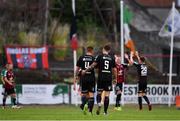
[0,105,180,120]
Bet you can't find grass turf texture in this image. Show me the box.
[0,105,180,120]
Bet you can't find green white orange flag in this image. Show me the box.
[123,6,135,53]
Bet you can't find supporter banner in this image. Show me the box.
[71,84,180,104]
[0,84,69,104]
[5,46,49,69]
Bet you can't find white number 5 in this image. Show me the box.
[105,60,109,69]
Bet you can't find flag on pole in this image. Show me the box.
[70,9,78,50]
[123,6,135,52]
[159,7,180,37]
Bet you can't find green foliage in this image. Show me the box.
[50,22,69,60]
[18,31,41,45]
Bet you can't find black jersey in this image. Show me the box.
[95,54,116,81]
[133,62,147,82]
[76,55,95,76]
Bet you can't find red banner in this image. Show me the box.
[5,46,49,69]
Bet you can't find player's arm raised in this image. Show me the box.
[135,51,141,64]
[130,51,134,63]
[125,53,133,66]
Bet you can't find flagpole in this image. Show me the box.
[120,0,125,106]
[168,2,175,107]
[72,0,78,106]
[120,0,124,64]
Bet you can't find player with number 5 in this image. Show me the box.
[82,45,117,115]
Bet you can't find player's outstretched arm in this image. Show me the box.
[135,51,141,63]
[130,51,134,63]
[125,53,133,65]
[82,62,97,75]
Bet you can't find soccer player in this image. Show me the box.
[1,63,8,104]
[130,51,152,111]
[2,63,20,109]
[82,45,117,115]
[114,53,131,111]
[74,46,95,115]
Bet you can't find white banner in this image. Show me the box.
[1,84,179,104]
[0,84,69,104]
[71,84,180,104]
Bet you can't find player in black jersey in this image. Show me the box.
[82,45,117,115]
[74,46,95,115]
[130,51,152,111]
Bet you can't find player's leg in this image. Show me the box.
[9,88,19,108]
[103,80,112,115]
[96,80,103,115]
[2,85,6,96]
[11,93,17,105]
[142,82,152,111]
[96,91,102,115]
[138,92,143,110]
[88,92,94,114]
[138,81,143,110]
[87,78,95,114]
[114,83,122,111]
[80,93,88,110]
[96,80,103,107]
[142,93,152,111]
[80,77,88,111]
[2,88,7,109]
[103,91,110,115]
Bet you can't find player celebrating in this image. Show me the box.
[130,51,152,111]
[82,45,117,115]
[2,63,20,109]
[74,46,95,115]
[114,53,131,111]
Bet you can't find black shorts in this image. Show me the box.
[97,73,113,92]
[138,80,147,93]
[5,88,15,95]
[115,83,123,94]
[97,80,112,92]
[80,75,95,93]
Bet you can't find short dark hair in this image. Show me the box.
[87,46,94,53]
[140,56,145,62]
[103,45,111,52]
